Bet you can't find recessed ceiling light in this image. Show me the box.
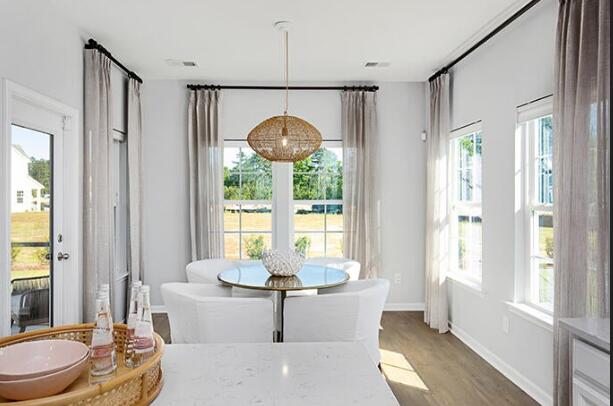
[364,62,390,68]
[165,59,198,67]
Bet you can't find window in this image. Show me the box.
[222,141,344,260]
[293,145,343,257]
[223,144,273,260]
[449,124,482,283]
[32,189,38,198]
[517,99,554,312]
[16,190,24,203]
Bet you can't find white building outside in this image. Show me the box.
[11,145,46,212]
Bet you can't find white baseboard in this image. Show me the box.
[449,322,553,406]
[384,302,425,311]
[151,305,167,314]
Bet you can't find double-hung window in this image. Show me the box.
[516,98,554,312]
[223,143,273,260]
[222,141,343,260]
[449,123,483,284]
[293,143,343,257]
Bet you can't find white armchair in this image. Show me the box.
[305,257,361,280]
[185,259,237,284]
[161,282,274,343]
[283,279,389,365]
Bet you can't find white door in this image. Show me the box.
[1,81,80,336]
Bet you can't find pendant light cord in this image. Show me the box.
[284,30,289,115]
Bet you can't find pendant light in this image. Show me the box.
[247,22,322,162]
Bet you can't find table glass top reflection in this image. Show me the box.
[217,262,349,291]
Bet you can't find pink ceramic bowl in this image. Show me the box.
[0,352,88,400]
[0,339,89,381]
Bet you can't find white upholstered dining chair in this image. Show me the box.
[283,279,389,365]
[161,283,274,343]
[185,259,237,284]
[305,257,361,280]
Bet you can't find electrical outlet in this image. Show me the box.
[394,273,401,285]
[502,316,510,334]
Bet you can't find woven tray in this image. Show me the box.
[0,324,164,405]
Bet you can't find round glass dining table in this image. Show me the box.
[218,262,349,342]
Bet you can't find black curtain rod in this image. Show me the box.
[428,0,542,83]
[84,39,143,84]
[187,84,379,92]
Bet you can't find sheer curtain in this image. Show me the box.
[553,0,610,404]
[341,90,380,279]
[187,89,224,260]
[424,74,450,333]
[127,78,144,285]
[83,49,114,322]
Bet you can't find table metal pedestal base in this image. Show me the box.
[274,290,287,343]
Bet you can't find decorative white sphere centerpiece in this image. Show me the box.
[261,249,305,276]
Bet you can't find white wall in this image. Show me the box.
[447,0,557,404]
[142,80,426,306]
[0,1,83,115]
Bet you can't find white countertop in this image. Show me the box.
[559,318,610,352]
[153,342,399,406]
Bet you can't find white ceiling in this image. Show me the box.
[50,0,522,82]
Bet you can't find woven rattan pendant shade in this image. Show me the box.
[247,26,322,162]
[247,114,322,162]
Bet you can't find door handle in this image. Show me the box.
[57,252,70,261]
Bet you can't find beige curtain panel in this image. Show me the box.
[83,49,114,322]
[187,89,224,260]
[127,78,144,286]
[424,74,450,334]
[341,90,380,279]
[553,0,610,404]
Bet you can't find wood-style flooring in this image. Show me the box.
[152,311,538,406]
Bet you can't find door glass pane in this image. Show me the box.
[10,125,52,335]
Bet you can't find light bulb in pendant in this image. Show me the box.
[281,126,288,147]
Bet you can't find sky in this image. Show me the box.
[11,125,51,160]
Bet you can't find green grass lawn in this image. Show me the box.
[11,212,50,281]
[224,211,343,259]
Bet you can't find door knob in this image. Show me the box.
[57,252,70,261]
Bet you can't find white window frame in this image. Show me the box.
[514,97,554,314]
[291,140,343,257]
[223,140,274,260]
[222,140,344,259]
[448,121,483,286]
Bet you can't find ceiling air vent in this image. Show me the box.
[364,61,390,68]
[165,59,198,67]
